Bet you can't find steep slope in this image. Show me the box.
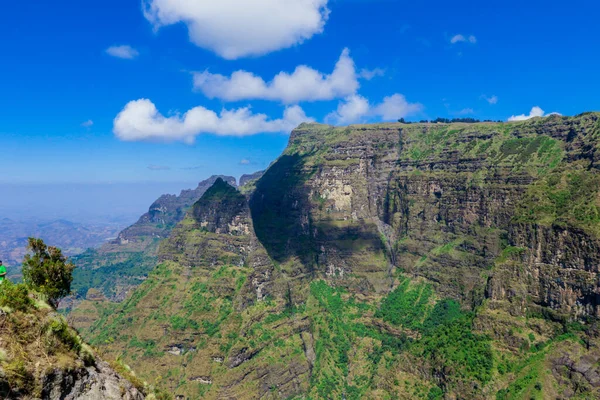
[85,113,600,399]
[70,175,236,303]
[0,283,146,399]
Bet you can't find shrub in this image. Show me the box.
[21,238,75,308]
[376,278,433,330]
[47,319,81,351]
[0,281,33,312]
[2,360,35,395]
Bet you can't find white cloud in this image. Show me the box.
[240,159,251,165]
[450,34,477,44]
[81,120,94,127]
[481,95,498,105]
[508,106,561,121]
[326,94,423,125]
[193,48,358,104]
[359,68,385,80]
[450,34,465,44]
[325,95,370,125]
[106,45,139,59]
[113,99,312,143]
[374,94,423,121]
[142,0,330,59]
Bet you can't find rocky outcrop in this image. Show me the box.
[39,361,144,400]
[0,294,145,400]
[69,175,236,304]
[119,175,237,242]
[239,170,265,188]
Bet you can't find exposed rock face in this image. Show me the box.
[119,175,237,242]
[40,361,144,400]
[86,114,600,399]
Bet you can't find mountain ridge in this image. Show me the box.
[69,175,236,304]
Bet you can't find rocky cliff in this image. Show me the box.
[69,175,236,304]
[83,113,600,399]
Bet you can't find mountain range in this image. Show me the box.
[65,113,600,399]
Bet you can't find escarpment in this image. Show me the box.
[68,175,237,306]
[84,113,600,399]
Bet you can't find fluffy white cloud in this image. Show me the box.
[113,99,312,143]
[450,34,477,44]
[81,120,94,127]
[326,94,423,125]
[106,45,139,59]
[193,48,358,104]
[142,0,330,59]
[481,95,498,105]
[508,106,561,121]
[325,95,370,125]
[240,159,251,165]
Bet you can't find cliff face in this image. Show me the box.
[69,175,236,304]
[118,175,237,242]
[85,113,600,399]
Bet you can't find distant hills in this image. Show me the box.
[0,217,126,276]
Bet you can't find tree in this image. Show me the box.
[21,238,75,308]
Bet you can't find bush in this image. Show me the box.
[21,238,75,308]
[0,281,33,312]
[376,278,433,330]
[44,319,82,354]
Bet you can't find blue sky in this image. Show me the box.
[1,0,599,187]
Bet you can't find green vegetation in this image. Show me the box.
[305,278,492,398]
[0,280,33,312]
[514,166,600,236]
[376,276,493,387]
[22,238,75,308]
[417,318,493,384]
[376,277,434,330]
[72,250,158,299]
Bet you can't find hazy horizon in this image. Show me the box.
[0,181,202,224]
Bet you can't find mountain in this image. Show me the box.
[69,175,236,303]
[239,170,265,187]
[80,113,600,399]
